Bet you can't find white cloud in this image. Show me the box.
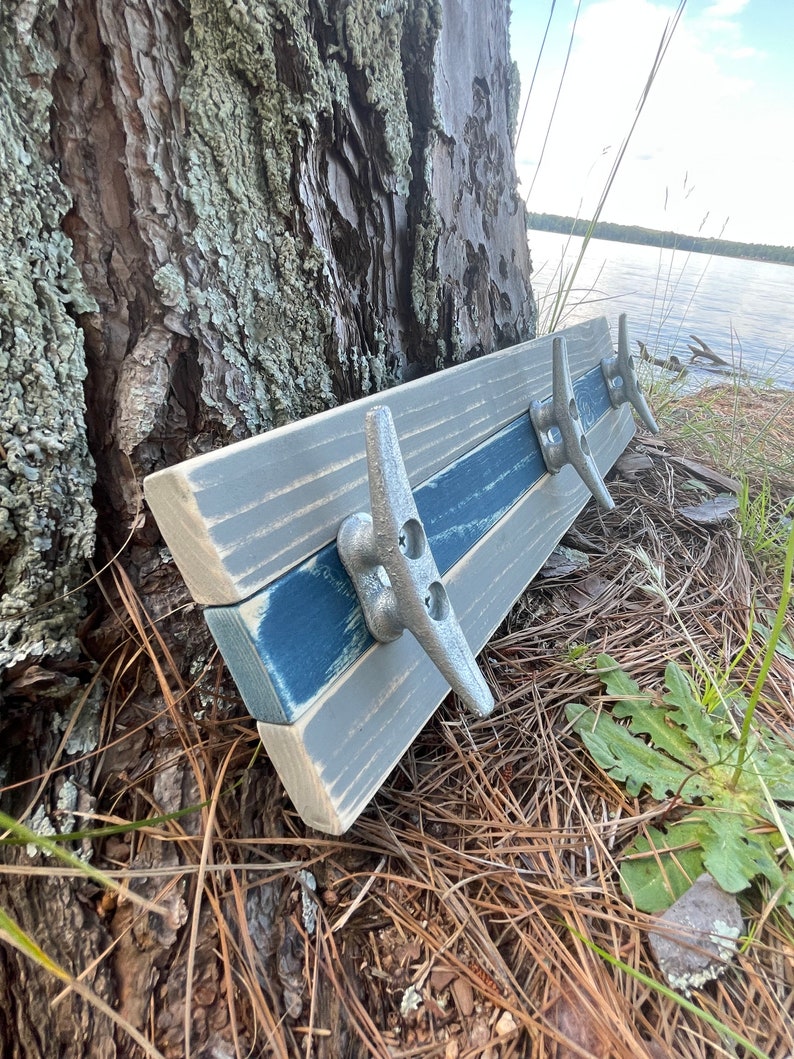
[512,0,794,244]
[715,45,760,59]
[703,0,750,18]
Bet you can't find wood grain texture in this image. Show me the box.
[257,405,635,834]
[205,365,611,724]
[144,318,617,604]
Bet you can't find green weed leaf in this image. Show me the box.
[620,823,705,912]
[596,654,648,704]
[567,655,794,918]
[566,703,693,799]
[662,661,724,758]
[759,745,794,802]
[697,811,767,893]
[781,876,794,918]
[754,621,794,661]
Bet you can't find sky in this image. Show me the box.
[510,0,794,246]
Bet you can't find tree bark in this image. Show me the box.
[0,1,534,1054]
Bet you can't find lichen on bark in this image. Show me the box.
[177,0,426,434]
[336,0,414,193]
[179,2,336,433]
[0,3,97,667]
[1,0,535,671]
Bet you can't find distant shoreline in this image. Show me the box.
[527,212,794,266]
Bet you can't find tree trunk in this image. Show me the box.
[0,0,534,1054]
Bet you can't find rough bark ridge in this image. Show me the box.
[0,1,97,670]
[0,1,534,1055]
[0,850,117,1059]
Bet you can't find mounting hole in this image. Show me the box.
[547,425,562,446]
[579,434,592,456]
[568,397,580,421]
[398,518,426,559]
[424,581,450,621]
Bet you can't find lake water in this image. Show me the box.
[527,230,794,389]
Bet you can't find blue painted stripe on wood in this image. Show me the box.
[205,364,613,724]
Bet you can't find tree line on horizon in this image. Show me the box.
[527,212,794,265]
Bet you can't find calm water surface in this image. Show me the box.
[528,230,794,389]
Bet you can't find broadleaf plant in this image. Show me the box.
[566,654,794,915]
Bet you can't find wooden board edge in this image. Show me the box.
[143,472,239,604]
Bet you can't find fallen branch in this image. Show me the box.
[687,334,731,367]
[637,340,687,375]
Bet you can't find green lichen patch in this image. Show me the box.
[0,12,97,667]
[179,3,358,432]
[410,196,443,347]
[172,2,461,431]
[336,0,413,194]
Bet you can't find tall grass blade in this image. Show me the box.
[571,930,772,1059]
[0,908,167,1059]
[546,0,688,333]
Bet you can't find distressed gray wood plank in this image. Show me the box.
[144,317,617,604]
[256,406,635,834]
[203,368,611,724]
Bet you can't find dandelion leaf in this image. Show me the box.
[776,805,794,843]
[781,875,794,918]
[571,655,794,918]
[754,621,794,661]
[662,662,722,758]
[566,703,692,800]
[597,655,712,771]
[697,811,777,894]
[759,744,794,802]
[596,654,648,704]
[616,695,699,765]
[620,823,706,912]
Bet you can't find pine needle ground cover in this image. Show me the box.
[2,385,792,1058]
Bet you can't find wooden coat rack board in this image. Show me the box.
[144,314,656,833]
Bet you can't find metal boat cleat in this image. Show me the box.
[601,313,660,434]
[338,407,494,718]
[143,315,639,832]
[530,335,616,510]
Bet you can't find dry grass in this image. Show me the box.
[656,382,794,496]
[2,387,794,1058]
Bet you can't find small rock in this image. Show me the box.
[451,976,474,1017]
[677,496,738,526]
[494,1010,517,1036]
[539,546,590,579]
[648,874,743,993]
[546,991,611,1058]
[469,1018,496,1058]
[430,967,457,992]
